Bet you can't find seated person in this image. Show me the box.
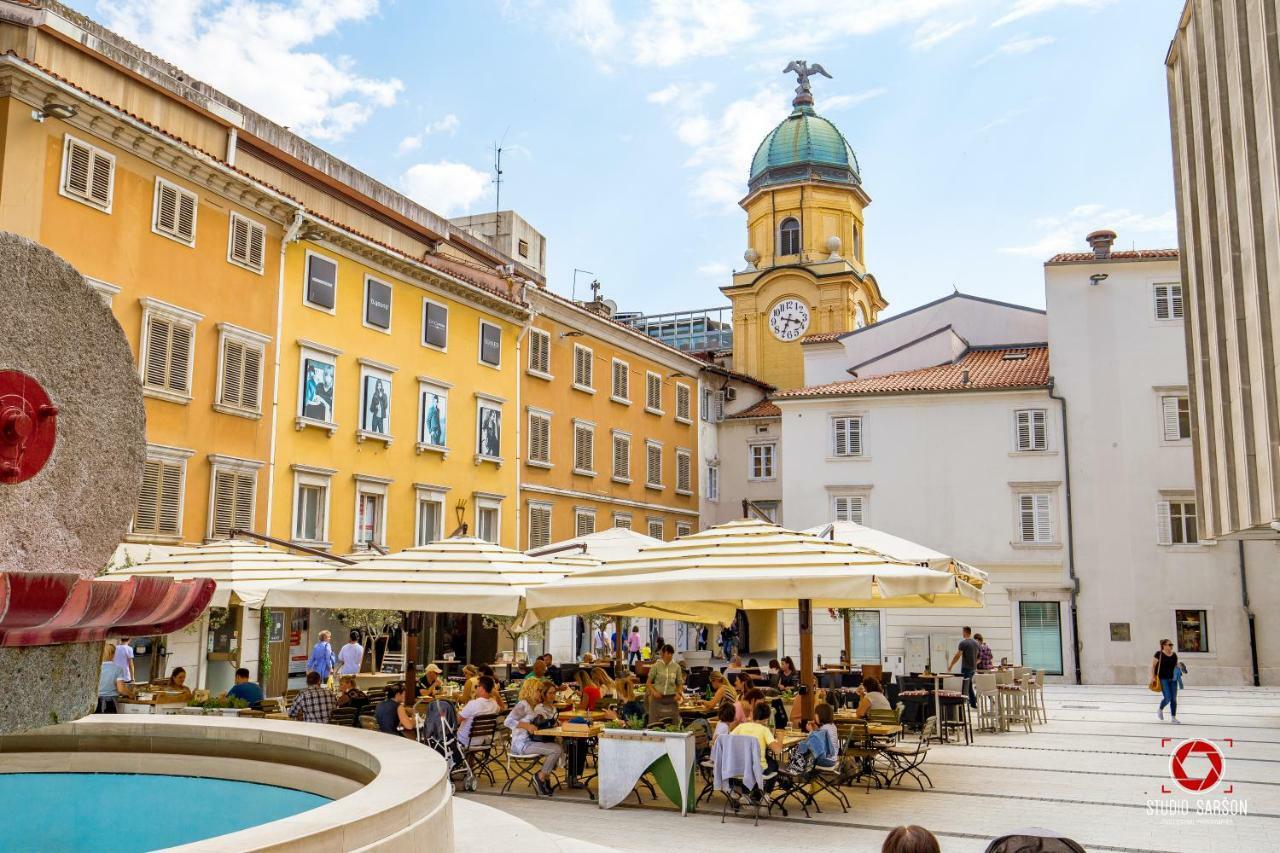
[699,670,739,713]
[735,687,764,727]
[290,671,336,724]
[575,669,601,712]
[418,663,446,697]
[712,702,736,742]
[796,703,839,768]
[854,676,891,719]
[589,666,615,698]
[542,654,561,684]
[613,675,645,720]
[777,657,800,689]
[503,678,562,796]
[335,675,368,713]
[166,667,193,702]
[524,657,548,681]
[458,675,499,748]
[734,701,784,790]
[724,654,744,675]
[375,682,415,737]
[224,667,263,706]
[458,665,480,704]
[478,665,507,710]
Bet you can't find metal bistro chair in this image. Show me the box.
[330,706,357,727]
[878,724,933,791]
[463,714,501,787]
[502,739,561,797]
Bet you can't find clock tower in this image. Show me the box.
[722,62,886,390]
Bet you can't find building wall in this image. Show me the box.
[1047,256,1279,684]
[743,184,867,275]
[1167,0,1280,540]
[712,416,783,526]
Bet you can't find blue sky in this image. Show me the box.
[74,0,1185,317]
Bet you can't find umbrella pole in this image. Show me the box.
[614,617,624,677]
[843,610,852,666]
[799,599,815,721]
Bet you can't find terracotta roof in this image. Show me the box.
[775,345,1050,399]
[801,331,844,344]
[1047,249,1179,264]
[726,399,781,419]
[697,360,776,391]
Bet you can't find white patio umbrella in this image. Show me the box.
[805,520,988,588]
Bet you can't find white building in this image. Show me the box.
[1046,233,1277,685]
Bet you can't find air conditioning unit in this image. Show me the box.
[724,387,737,401]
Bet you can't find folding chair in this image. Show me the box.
[712,735,779,826]
[330,706,357,727]
[880,736,933,790]
[463,714,500,786]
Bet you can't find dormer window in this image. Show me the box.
[778,217,800,256]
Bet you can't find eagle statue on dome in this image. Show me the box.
[783,59,832,103]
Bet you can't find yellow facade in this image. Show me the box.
[520,292,702,546]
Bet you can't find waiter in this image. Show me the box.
[645,644,684,725]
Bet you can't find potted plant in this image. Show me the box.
[187,695,249,716]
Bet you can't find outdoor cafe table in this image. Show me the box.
[116,695,187,715]
[539,723,604,792]
[598,729,696,815]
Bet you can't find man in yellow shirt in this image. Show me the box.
[733,702,784,789]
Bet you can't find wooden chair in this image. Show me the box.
[462,714,501,787]
[973,673,1002,732]
[359,715,379,731]
[330,706,357,727]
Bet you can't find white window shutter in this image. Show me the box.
[1156,501,1172,545]
[212,470,236,537]
[1019,494,1036,542]
[1161,397,1182,441]
[89,150,114,207]
[714,391,725,422]
[677,385,690,420]
[1154,284,1170,320]
[613,435,629,478]
[242,346,262,409]
[528,505,550,549]
[576,512,595,537]
[65,139,92,197]
[134,460,162,534]
[1015,411,1030,450]
[1033,410,1047,450]
[1034,494,1052,542]
[833,418,847,456]
[1170,284,1184,319]
[849,417,862,455]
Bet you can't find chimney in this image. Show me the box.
[1086,229,1117,259]
[961,368,970,386]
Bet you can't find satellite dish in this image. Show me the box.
[602,299,618,317]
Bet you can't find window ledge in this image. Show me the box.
[645,407,665,417]
[526,459,552,469]
[356,429,393,446]
[825,454,869,463]
[291,539,332,550]
[675,488,693,496]
[675,416,692,425]
[415,442,448,458]
[228,257,265,276]
[475,454,504,467]
[612,476,632,485]
[1176,651,1216,659]
[748,477,777,483]
[1160,544,1209,553]
[611,396,631,406]
[1160,439,1192,447]
[125,533,183,545]
[572,384,596,395]
[526,369,553,381]
[1008,450,1057,458]
[646,483,665,491]
[573,468,597,477]
[213,402,262,420]
[1009,542,1062,550]
[295,416,338,437]
[143,387,192,405]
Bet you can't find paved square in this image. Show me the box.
[460,684,1280,852]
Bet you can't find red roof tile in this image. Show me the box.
[776,345,1049,399]
[801,331,844,344]
[726,399,781,419]
[1047,249,1179,264]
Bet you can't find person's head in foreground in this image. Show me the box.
[348,630,360,643]
[532,657,547,677]
[476,676,495,699]
[319,630,332,643]
[752,701,771,723]
[718,703,736,725]
[339,675,356,692]
[389,683,405,703]
[306,671,322,686]
[882,825,941,853]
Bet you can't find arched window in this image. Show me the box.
[778,217,800,256]
[852,222,862,261]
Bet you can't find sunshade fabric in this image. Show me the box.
[532,527,662,562]
[264,537,566,616]
[805,520,988,588]
[102,539,343,607]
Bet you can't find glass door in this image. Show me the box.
[1019,601,1063,675]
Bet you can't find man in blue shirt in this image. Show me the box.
[307,630,335,682]
[225,667,264,705]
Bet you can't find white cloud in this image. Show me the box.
[911,17,977,51]
[822,88,888,111]
[1000,204,1177,257]
[102,0,402,142]
[992,0,1115,28]
[677,86,789,211]
[975,33,1055,65]
[400,161,491,216]
[396,113,461,156]
[647,81,716,106]
[632,0,758,66]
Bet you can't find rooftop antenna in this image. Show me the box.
[572,268,594,302]
[492,141,503,217]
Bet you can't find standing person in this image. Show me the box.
[307,630,335,684]
[628,626,642,666]
[645,644,684,725]
[112,637,135,685]
[974,633,994,671]
[97,643,131,713]
[1152,638,1181,724]
[592,624,610,657]
[337,630,364,676]
[697,625,708,652]
[947,626,980,709]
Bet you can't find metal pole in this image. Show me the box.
[230,528,356,565]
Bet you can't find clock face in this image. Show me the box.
[768,298,811,342]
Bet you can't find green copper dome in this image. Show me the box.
[748,103,861,193]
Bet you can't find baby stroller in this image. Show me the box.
[420,698,477,792]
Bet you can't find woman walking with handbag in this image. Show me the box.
[1152,639,1181,724]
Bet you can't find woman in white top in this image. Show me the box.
[853,676,891,719]
[503,678,562,796]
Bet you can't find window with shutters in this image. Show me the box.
[675,522,692,538]
[575,509,596,537]
[572,345,594,392]
[60,135,114,211]
[415,491,444,545]
[645,372,664,414]
[1157,499,1199,545]
[675,449,692,494]
[1016,492,1055,544]
[305,251,338,312]
[1153,282,1184,320]
[611,359,630,403]
[749,443,776,481]
[152,178,198,246]
[131,446,191,540]
[647,518,665,540]
[139,298,202,403]
[421,298,448,349]
[527,503,552,549]
[701,387,713,422]
[1161,395,1191,441]
[291,466,332,545]
[612,432,631,482]
[832,495,865,524]
[527,410,551,467]
[573,421,595,475]
[1013,409,1048,452]
[832,416,863,457]
[215,324,268,417]
[208,461,259,540]
[645,441,663,488]
[613,512,632,529]
[227,213,266,273]
[675,384,692,422]
[528,329,551,377]
[706,463,720,501]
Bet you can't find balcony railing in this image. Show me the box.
[616,305,733,354]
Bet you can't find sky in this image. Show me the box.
[70,0,1187,317]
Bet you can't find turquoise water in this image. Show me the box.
[2,772,330,852]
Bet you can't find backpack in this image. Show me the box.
[782,749,814,778]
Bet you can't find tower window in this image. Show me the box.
[778,217,800,256]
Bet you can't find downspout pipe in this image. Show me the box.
[264,210,305,535]
[1048,376,1083,685]
[1239,541,1260,686]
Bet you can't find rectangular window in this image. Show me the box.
[832,416,863,457]
[217,328,265,414]
[528,329,551,376]
[133,452,187,538]
[754,501,780,523]
[701,387,713,422]
[210,467,256,539]
[359,369,393,437]
[1014,409,1048,451]
[141,304,197,399]
[706,464,720,501]
[675,384,692,422]
[528,411,551,465]
[833,495,864,524]
[422,299,448,349]
[305,253,338,311]
[1161,395,1191,441]
[646,372,663,413]
[646,441,663,488]
[528,503,551,549]
[675,522,692,538]
[363,277,393,331]
[1154,282,1184,320]
[749,443,776,480]
[1175,609,1209,653]
[227,213,266,273]
[573,422,595,475]
[356,491,384,548]
[1157,500,1199,545]
[613,513,632,530]
[294,483,327,543]
[1018,493,1054,543]
[478,321,502,367]
[477,400,502,459]
[676,449,692,494]
[575,509,596,537]
[61,135,114,211]
[647,518,664,540]
[612,433,631,481]
[612,359,630,402]
[299,350,337,424]
[849,610,880,664]
[418,380,448,448]
[573,345,594,390]
[477,505,499,544]
[416,496,443,546]
[152,178,198,245]
[1019,601,1063,675]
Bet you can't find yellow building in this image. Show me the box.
[724,81,886,390]
[521,290,704,546]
